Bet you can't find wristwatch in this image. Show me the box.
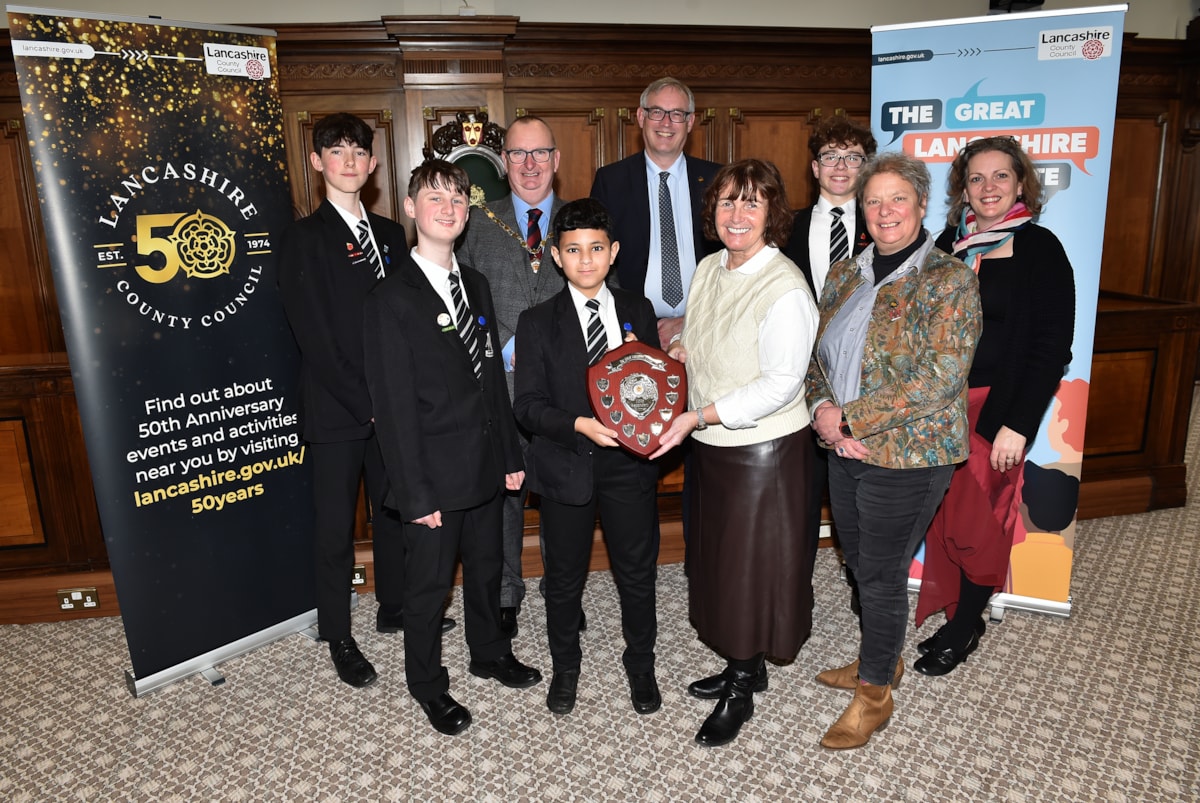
[695,407,708,431]
[840,414,852,438]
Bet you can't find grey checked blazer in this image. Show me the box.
[456,194,567,399]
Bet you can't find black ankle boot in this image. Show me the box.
[695,655,763,747]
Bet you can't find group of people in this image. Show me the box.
[277,75,1075,751]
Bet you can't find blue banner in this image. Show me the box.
[872,6,1126,613]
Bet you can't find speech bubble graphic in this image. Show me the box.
[904,126,1101,172]
[879,99,943,146]
[947,80,1045,129]
[1034,161,1073,202]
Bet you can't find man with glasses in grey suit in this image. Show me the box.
[457,115,566,639]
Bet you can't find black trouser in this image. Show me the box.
[310,436,404,642]
[401,492,509,702]
[539,447,659,675]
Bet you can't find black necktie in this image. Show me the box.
[829,206,850,266]
[659,172,683,308]
[447,273,481,380]
[357,219,384,279]
[585,298,606,366]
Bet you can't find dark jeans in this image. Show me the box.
[827,456,955,686]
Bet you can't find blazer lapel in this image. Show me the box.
[399,258,477,375]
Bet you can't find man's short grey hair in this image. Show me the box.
[640,77,696,113]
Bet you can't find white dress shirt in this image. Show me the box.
[808,196,858,300]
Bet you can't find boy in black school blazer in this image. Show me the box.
[513,198,663,718]
[278,112,413,689]
[363,160,542,737]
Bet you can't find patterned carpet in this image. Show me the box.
[3,404,1199,802]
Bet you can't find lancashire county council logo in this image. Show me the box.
[245,58,264,81]
[1080,39,1105,60]
[160,210,237,279]
[1037,26,1113,61]
[97,159,272,330]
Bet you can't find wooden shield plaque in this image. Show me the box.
[586,341,688,457]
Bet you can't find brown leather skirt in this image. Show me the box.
[688,429,816,661]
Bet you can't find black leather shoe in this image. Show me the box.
[914,627,982,676]
[546,669,579,715]
[695,669,757,747]
[469,652,543,689]
[916,624,948,656]
[419,693,472,736]
[688,663,768,700]
[917,617,985,656]
[375,609,457,634]
[499,606,518,639]
[629,672,662,714]
[328,637,377,688]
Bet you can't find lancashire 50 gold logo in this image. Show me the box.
[96,159,271,329]
[136,210,237,283]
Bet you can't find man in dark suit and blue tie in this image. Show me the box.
[278,113,434,689]
[590,78,722,557]
[590,77,722,349]
[513,198,662,717]
[363,160,542,736]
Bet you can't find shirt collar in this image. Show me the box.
[567,281,613,315]
[644,152,687,182]
[410,246,461,285]
[329,200,369,233]
[720,245,779,275]
[816,195,856,217]
[510,192,555,229]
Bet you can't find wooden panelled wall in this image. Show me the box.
[0,18,1198,621]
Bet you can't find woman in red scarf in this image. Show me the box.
[914,136,1075,676]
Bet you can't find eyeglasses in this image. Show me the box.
[817,152,867,168]
[504,147,556,164]
[643,107,692,124]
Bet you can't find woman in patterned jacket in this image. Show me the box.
[806,152,981,750]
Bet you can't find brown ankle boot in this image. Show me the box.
[815,658,904,690]
[819,681,894,750]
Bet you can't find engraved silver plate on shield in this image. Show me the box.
[619,373,657,421]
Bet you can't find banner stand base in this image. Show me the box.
[985,592,1072,622]
[124,608,318,698]
[908,579,1072,623]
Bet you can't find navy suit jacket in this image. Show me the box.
[590,152,722,298]
[278,199,408,443]
[512,286,661,506]
[363,253,523,521]
[782,205,872,298]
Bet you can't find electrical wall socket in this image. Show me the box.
[351,565,367,586]
[57,587,100,611]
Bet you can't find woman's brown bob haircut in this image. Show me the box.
[702,159,794,249]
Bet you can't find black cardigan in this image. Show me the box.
[935,223,1075,442]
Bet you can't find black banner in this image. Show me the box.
[8,7,314,688]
